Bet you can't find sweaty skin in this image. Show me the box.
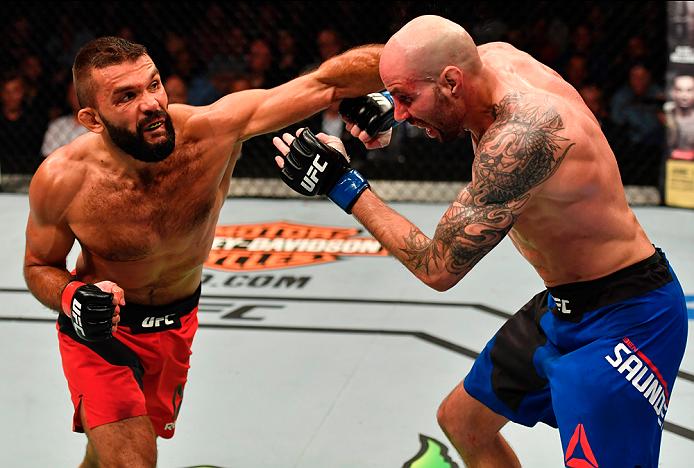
[353,16,654,290]
[24,48,383,307]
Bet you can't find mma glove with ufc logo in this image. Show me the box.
[61,281,115,342]
[279,128,369,214]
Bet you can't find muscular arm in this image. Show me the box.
[203,45,383,142]
[352,93,575,291]
[23,159,78,313]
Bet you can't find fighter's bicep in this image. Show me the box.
[238,75,332,141]
[201,89,269,140]
[24,213,75,268]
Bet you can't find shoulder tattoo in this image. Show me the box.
[475,92,576,203]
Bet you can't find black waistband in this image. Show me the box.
[116,284,202,327]
[58,285,201,337]
[547,248,672,320]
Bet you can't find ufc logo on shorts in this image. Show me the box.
[142,314,175,328]
[554,297,572,314]
[70,298,85,335]
[300,154,328,193]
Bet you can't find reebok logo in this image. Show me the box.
[565,423,598,467]
[142,314,176,328]
[605,337,669,426]
[301,154,328,193]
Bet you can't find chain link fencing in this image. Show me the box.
[0,1,667,203]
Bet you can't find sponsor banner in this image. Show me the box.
[665,2,694,206]
[205,221,388,271]
[665,159,694,207]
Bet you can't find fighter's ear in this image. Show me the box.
[441,66,463,97]
[77,108,104,134]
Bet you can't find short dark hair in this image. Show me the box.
[72,36,148,108]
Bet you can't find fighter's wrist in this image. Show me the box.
[328,169,370,214]
[61,280,86,316]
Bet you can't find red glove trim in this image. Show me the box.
[61,281,86,316]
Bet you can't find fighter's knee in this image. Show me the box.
[437,386,505,452]
[436,395,453,429]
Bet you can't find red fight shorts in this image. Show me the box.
[57,285,200,438]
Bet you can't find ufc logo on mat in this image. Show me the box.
[301,154,328,193]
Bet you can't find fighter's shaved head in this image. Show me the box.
[381,15,481,83]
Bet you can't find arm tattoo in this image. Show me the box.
[476,93,575,203]
[400,92,575,276]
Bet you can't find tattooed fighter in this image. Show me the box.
[273,15,687,468]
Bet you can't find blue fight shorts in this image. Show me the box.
[464,248,687,468]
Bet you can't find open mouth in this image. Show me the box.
[424,127,438,139]
[143,119,164,132]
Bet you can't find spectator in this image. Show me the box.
[559,24,608,87]
[40,82,88,157]
[613,35,654,84]
[177,48,217,106]
[317,28,344,61]
[246,39,274,88]
[164,75,189,105]
[301,28,346,75]
[610,64,665,185]
[664,74,694,160]
[275,29,302,83]
[230,76,252,93]
[579,84,609,125]
[610,64,665,147]
[0,73,47,174]
[564,54,589,90]
[579,83,623,150]
[19,54,43,106]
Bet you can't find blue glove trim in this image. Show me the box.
[380,90,394,105]
[328,169,370,214]
[379,91,400,128]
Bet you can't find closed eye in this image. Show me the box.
[395,94,412,106]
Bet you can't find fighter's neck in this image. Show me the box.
[462,66,500,139]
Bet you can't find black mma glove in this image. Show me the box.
[61,281,115,342]
[338,91,397,136]
[279,128,369,213]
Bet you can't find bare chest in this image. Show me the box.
[72,146,228,261]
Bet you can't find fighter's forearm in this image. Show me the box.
[24,264,73,314]
[315,45,384,100]
[351,189,463,291]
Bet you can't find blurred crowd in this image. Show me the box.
[0,1,672,186]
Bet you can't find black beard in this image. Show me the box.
[102,110,175,163]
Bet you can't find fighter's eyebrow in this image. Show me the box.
[112,69,160,95]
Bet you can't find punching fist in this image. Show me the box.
[61,280,124,342]
[339,91,397,149]
[273,128,370,213]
